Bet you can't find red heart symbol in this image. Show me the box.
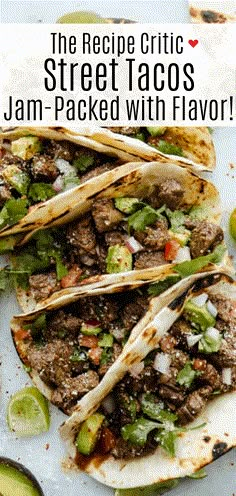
[188,39,198,48]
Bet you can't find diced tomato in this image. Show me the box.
[193,358,207,371]
[60,265,83,289]
[164,239,180,261]
[88,347,103,366]
[99,427,116,454]
[14,329,31,341]
[79,335,99,349]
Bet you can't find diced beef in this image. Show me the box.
[73,295,118,327]
[157,179,184,210]
[170,319,192,350]
[29,272,60,302]
[1,151,27,169]
[111,437,156,459]
[95,243,108,272]
[31,155,59,182]
[45,140,78,162]
[91,199,123,233]
[27,340,85,386]
[159,335,177,353]
[209,295,236,324]
[158,384,185,406]
[0,184,11,206]
[46,310,81,340]
[98,343,122,376]
[135,219,170,251]
[98,296,119,326]
[176,385,212,425]
[196,362,221,388]
[105,231,127,246]
[121,296,148,332]
[108,127,140,136]
[189,221,224,258]
[80,163,117,183]
[126,366,160,394]
[51,371,99,414]
[184,218,199,230]
[211,334,236,368]
[170,349,189,370]
[134,251,167,270]
[66,215,96,254]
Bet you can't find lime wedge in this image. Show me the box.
[7,387,50,437]
[57,11,104,23]
[229,208,236,240]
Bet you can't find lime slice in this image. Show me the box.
[57,11,104,23]
[7,386,50,437]
[229,208,236,240]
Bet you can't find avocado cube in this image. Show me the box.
[11,137,42,160]
[147,127,167,137]
[183,300,216,332]
[115,197,140,214]
[3,165,30,195]
[106,245,132,274]
[76,413,105,455]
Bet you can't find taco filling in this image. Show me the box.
[74,289,236,460]
[12,176,224,305]
[0,135,122,230]
[14,289,149,414]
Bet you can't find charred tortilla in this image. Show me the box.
[9,161,229,312]
[59,271,236,488]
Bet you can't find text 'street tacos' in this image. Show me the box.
[9,160,229,312]
[59,272,236,489]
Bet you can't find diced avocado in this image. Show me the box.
[98,333,114,347]
[183,301,216,332]
[115,197,140,214]
[169,229,191,246]
[188,205,208,222]
[147,127,167,137]
[76,413,105,455]
[106,245,132,274]
[156,141,184,157]
[3,166,30,195]
[11,136,42,160]
[80,322,102,336]
[0,463,41,496]
[134,133,145,142]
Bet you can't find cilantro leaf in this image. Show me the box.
[121,417,162,447]
[73,155,94,172]
[148,275,181,297]
[166,209,186,232]
[141,394,177,423]
[0,198,28,229]
[28,183,56,202]
[0,270,8,291]
[156,429,177,457]
[188,468,207,479]
[176,362,201,388]
[156,140,184,157]
[174,244,226,277]
[114,479,179,496]
[128,205,165,232]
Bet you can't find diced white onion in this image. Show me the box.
[207,300,218,318]
[52,175,64,192]
[222,368,232,385]
[187,333,203,347]
[55,158,76,175]
[205,327,220,341]
[101,394,116,414]
[129,361,145,378]
[191,293,208,307]
[153,352,171,374]
[125,237,143,254]
[173,246,191,263]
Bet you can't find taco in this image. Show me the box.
[0,126,142,237]
[59,271,236,489]
[10,272,189,415]
[9,160,228,312]
[189,1,236,23]
[81,126,216,170]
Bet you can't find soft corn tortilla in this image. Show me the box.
[77,127,216,171]
[58,271,236,489]
[11,159,228,312]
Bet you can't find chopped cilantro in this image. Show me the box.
[128,205,165,232]
[176,362,201,388]
[28,183,56,202]
[70,349,87,362]
[24,313,47,338]
[166,209,186,232]
[100,348,112,365]
[174,244,226,277]
[156,140,184,157]
[121,417,161,447]
[0,198,28,229]
[73,155,94,172]
[155,429,177,458]
[148,275,181,297]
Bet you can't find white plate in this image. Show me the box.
[1,2,236,495]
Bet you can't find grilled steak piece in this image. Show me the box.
[158,384,185,406]
[45,139,78,162]
[75,295,118,326]
[176,385,212,425]
[51,371,99,414]
[122,296,148,332]
[66,215,96,254]
[80,163,116,183]
[92,199,124,233]
[170,319,192,350]
[46,310,81,340]
[0,184,11,206]
[111,437,156,459]
[210,295,236,324]
[27,340,85,386]
[125,366,160,394]
[135,219,170,251]
[134,251,167,270]
[108,127,140,136]
[157,179,184,210]
[189,221,224,258]
[29,272,60,302]
[170,349,189,370]
[211,333,236,368]
[31,155,59,182]
[105,231,127,246]
[197,362,221,388]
